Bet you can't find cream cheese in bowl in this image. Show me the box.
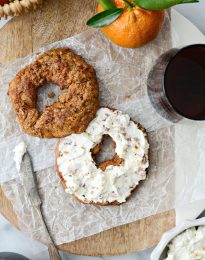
[151,217,205,260]
[164,226,205,259]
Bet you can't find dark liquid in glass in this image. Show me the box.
[165,45,205,120]
[147,44,205,122]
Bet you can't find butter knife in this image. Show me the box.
[20,152,62,260]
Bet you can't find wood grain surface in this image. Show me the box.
[0,0,176,256]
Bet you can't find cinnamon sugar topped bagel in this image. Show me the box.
[8,48,99,138]
[56,108,149,205]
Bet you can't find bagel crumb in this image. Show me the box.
[48,91,56,98]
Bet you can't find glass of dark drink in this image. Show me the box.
[147,44,205,122]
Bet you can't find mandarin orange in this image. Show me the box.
[98,0,165,48]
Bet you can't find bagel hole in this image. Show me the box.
[37,82,61,113]
[92,135,122,171]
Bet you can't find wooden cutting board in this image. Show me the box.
[0,0,175,256]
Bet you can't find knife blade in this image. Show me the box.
[20,152,41,207]
[20,152,62,260]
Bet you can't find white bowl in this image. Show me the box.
[151,217,205,260]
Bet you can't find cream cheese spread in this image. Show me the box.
[57,108,149,204]
[13,142,27,172]
[165,226,205,260]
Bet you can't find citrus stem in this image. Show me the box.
[97,0,116,10]
[123,0,133,8]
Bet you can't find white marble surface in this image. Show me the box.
[0,213,152,259]
[0,2,205,260]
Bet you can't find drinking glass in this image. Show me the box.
[147,44,205,122]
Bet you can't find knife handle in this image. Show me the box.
[48,244,62,260]
[36,206,62,260]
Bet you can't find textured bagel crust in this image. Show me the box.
[8,48,99,138]
[56,109,149,206]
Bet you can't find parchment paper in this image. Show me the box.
[0,13,172,183]
[0,12,202,245]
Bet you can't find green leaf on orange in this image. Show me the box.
[87,8,124,28]
[132,0,199,10]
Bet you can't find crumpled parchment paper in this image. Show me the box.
[1,12,201,245]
